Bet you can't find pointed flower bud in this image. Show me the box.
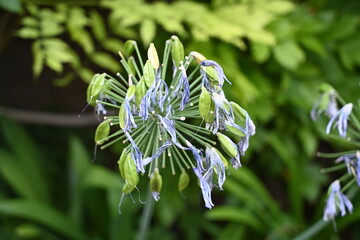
[150,168,162,201]
[87,73,106,105]
[94,119,111,145]
[143,60,156,87]
[178,170,190,191]
[124,40,136,56]
[216,132,238,158]
[190,51,206,63]
[199,86,215,123]
[171,35,184,67]
[148,43,160,70]
[124,153,139,188]
[118,148,128,179]
[122,182,134,194]
[135,78,147,106]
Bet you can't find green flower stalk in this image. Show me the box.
[87,36,255,209]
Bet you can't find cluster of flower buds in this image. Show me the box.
[312,84,360,221]
[88,36,255,209]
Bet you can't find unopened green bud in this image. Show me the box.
[199,87,215,123]
[148,43,160,70]
[135,78,147,106]
[190,51,206,64]
[150,168,162,195]
[122,183,134,194]
[171,35,184,67]
[225,123,246,143]
[126,84,136,98]
[118,148,128,179]
[230,101,247,124]
[87,73,106,105]
[119,102,126,129]
[94,119,111,145]
[127,57,137,75]
[216,132,238,158]
[178,170,190,191]
[124,40,136,56]
[124,153,139,188]
[143,60,156,87]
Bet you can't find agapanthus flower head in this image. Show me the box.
[87,37,255,208]
[323,180,353,221]
[326,103,353,138]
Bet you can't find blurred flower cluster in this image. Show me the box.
[312,83,360,221]
[87,36,255,209]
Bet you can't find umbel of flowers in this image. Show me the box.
[312,83,360,221]
[88,36,255,209]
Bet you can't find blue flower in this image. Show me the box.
[122,98,137,131]
[323,180,353,221]
[208,91,234,133]
[205,147,226,189]
[193,167,214,209]
[326,103,352,138]
[179,65,190,110]
[356,152,360,186]
[311,90,338,121]
[142,141,172,166]
[200,60,230,87]
[237,112,256,156]
[186,141,204,172]
[124,131,144,173]
[336,153,356,175]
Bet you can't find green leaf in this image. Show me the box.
[206,206,264,231]
[90,10,107,41]
[32,40,44,78]
[0,200,87,240]
[90,52,121,72]
[273,41,305,70]
[140,18,156,46]
[17,28,40,39]
[0,149,40,201]
[0,0,22,13]
[0,117,48,202]
[53,72,74,87]
[77,67,94,83]
[251,42,270,63]
[82,166,122,190]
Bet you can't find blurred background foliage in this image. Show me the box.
[1,0,360,239]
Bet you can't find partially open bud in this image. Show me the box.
[171,35,184,67]
[124,153,139,188]
[94,119,111,145]
[202,66,219,82]
[135,78,147,106]
[150,168,162,201]
[143,60,156,87]
[118,148,128,179]
[178,170,190,191]
[199,86,215,123]
[214,148,229,168]
[216,132,238,158]
[225,123,246,143]
[190,51,206,63]
[148,43,160,70]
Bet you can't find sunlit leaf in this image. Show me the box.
[273,41,305,70]
[140,18,156,46]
